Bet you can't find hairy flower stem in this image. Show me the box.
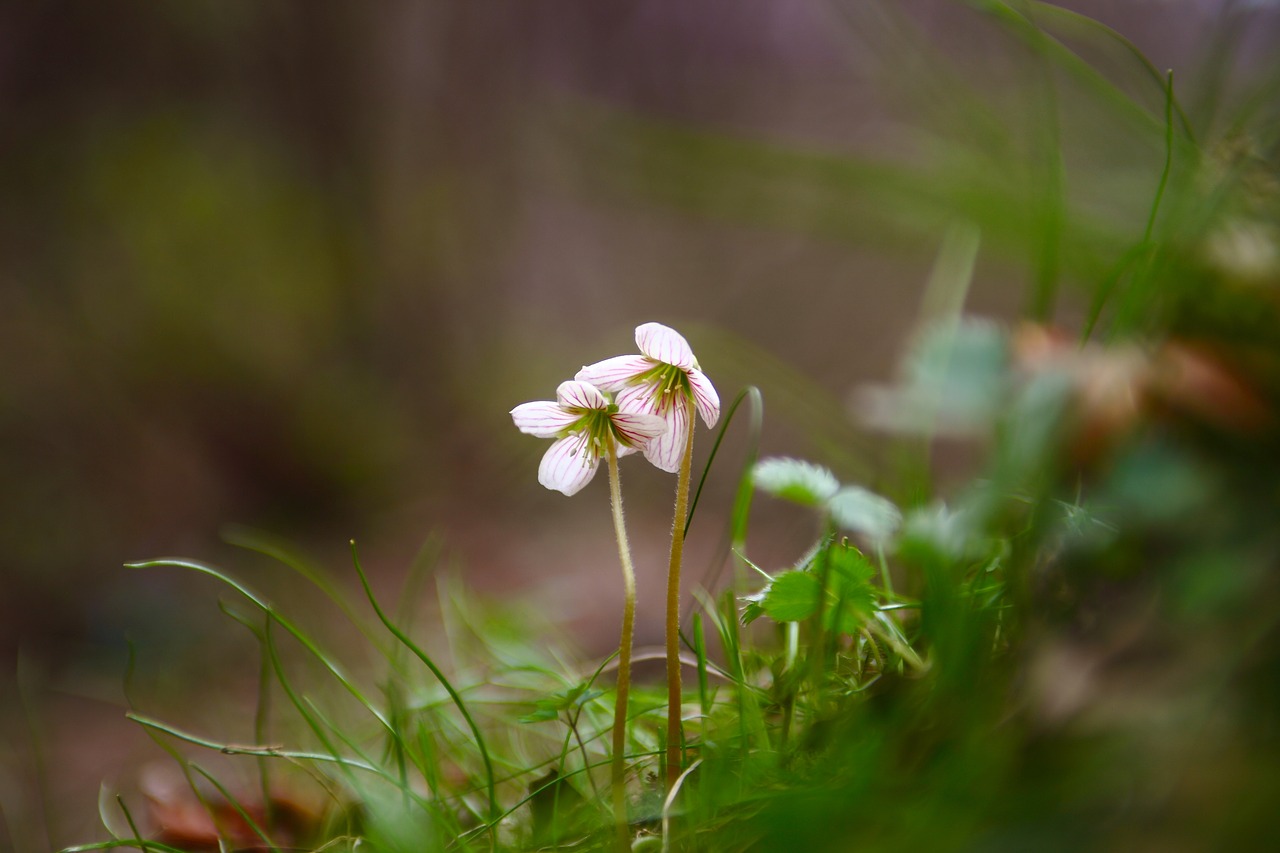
[606,441,635,850]
[665,396,697,791]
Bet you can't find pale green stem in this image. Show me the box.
[606,441,635,851]
[876,542,894,599]
[665,396,696,791]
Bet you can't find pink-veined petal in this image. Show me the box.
[615,380,667,418]
[618,444,639,458]
[688,368,720,428]
[538,432,599,496]
[635,322,695,369]
[575,355,653,392]
[640,392,690,473]
[611,410,667,449]
[556,380,609,411]
[615,382,688,472]
[511,401,580,438]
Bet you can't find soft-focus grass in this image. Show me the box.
[34,2,1280,851]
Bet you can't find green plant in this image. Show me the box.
[62,3,1280,851]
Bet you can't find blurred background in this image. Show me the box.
[1,1,1277,848]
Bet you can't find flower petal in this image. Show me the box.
[688,368,720,428]
[615,380,666,418]
[511,401,579,438]
[538,433,599,496]
[636,390,690,473]
[611,411,667,449]
[556,380,608,411]
[635,322,695,369]
[575,355,654,392]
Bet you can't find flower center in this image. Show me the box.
[637,363,691,412]
[570,407,628,454]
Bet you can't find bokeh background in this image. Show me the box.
[2,1,1277,848]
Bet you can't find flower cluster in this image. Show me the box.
[511,322,720,494]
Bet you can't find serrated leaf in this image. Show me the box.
[826,543,877,632]
[761,570,821,622]
[828,542,875,586]
[753,542,879,633]
[753,457,840,506]
[829,486,902,543]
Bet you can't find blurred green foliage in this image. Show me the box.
[4,1,1280,851]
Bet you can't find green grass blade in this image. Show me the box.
[188,764,278,852]
[217,598,430,797]
[973,0,1173,136]
[1026,17,1065,323]
[693,614,710,717]
[457,749,663,845]
[253,615,275,833]
[348,541,499,822]
[1081,242,1146,342]
[686,385,764,537]
[1021,0,1196,142]
[1146,71,1172,247]
[1110,69,1180,338]
[727,387,765,556]
[695,589,767,759]
[684,385,764,606]
[125,559,394,734]
[94,787,123,843]
[393,532,446,635]
[124,711,379,773]
[222,525,392,657]
[114,797,144,851]
[208,601,280,823]
[302,694,441,813]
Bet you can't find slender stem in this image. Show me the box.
[876,542,894,599]
[568,704,602,801]
[606,441,636,851]
[665,396,697,791]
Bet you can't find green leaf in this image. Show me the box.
[753,457,840,506]
[826,544,877,632]
[829,543,876,587]
[752,543,877,633]
[519,703,562,724]
[828,486,903,543]
[761,571,821,622]
[519,684,602,724]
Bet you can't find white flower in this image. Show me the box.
[575,323,720,473]
[511,380,668,496]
